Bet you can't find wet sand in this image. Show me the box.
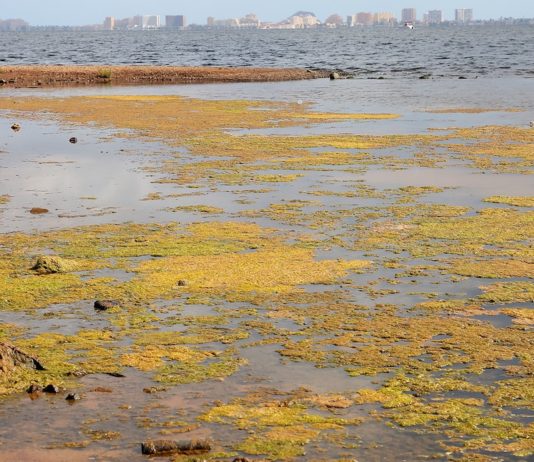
[0,65,328,88]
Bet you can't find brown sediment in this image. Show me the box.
[0,65,329,88]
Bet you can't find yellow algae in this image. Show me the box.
[450,259,534,279]
[501,307,534,326]
[167,205,224,214]
[478,281,534,303]
[133,247,370,298]
[484,196,534,207]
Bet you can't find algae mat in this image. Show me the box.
[0,92,532,461]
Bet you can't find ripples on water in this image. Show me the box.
[1,25,533,78]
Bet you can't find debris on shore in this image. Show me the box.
[141,439,211,456]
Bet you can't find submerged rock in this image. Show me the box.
[27,384,43,394]
[0,343,45,374]
[29,207,49,215]
[94,300,120,311]
[31,255,78,274]
[43,384,60,394]
[141,439,211,456]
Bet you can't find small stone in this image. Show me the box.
[0,79,6,85]
[69,137,78,144]
[43,384,60,394]
[529,121,534,128]
[29,207,49,215]
[65,393,81,401]
[329,72,340,80]
[94,300,119,311]
[27,384,43,394]
[67,369,88,377]
[177,279,187,287]
[10,123,20,131]
[419,74,431,80]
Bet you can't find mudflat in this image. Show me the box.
[0,65,328,88]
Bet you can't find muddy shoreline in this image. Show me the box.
[0,65,329,88]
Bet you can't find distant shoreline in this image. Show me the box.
[0,65,329,88]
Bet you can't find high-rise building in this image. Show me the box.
[356,12,374,25]
[103,16,115,30]
[455,9,474,23]
[427,10,443,24]
[402,8,417,23]
[166,15,186,28]
[132,15,143,28]
[143,15,161,29]
[207,17,215,27]
[374,12,396,25]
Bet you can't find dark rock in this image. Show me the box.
[0,342,45,374]
[329,72,340,80]
[65,393,81,401]
[458,76,467,79]
[419,74,432,80]
[29,207,49,215]
[27,384,43,394]
[10,123,20,132]
[141,439,211,456]
[233,459,252,462]
[69,137,78,144]
[43,384,60,394]
[94,300,119,311]
[0,79,6,85]
[105,371,126,378]
[177,279,187,287]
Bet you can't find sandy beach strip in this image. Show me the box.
[0,65,329,88]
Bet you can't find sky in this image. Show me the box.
[2,1,534,26]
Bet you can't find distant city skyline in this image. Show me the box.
[1,1,534,26]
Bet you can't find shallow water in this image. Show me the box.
[0,77,533,461]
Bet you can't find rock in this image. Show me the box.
[29,207,49,215]
[529,121,534,128]
[32,255,78,274]
[233,459,252,462]
[10,123,20,132]
[94,300,119,311]
[419,74,432,80]
[329,72,340,80]
[105,371,126,378]
[65,393,81,401]
[69,137,78,144]
[458,76,467,79]
[0,79,6,85]
[43,384,60,394]
[141,440,211,456]
[27,384,43,394]
[177,279,187,287]
[0,342,45,374]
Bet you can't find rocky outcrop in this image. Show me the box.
[0,343,45,374]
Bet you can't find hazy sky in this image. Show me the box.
[3,1,534,25]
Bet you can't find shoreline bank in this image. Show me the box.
[0,65,328,88]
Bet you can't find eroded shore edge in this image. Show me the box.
[0,65,329,88]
